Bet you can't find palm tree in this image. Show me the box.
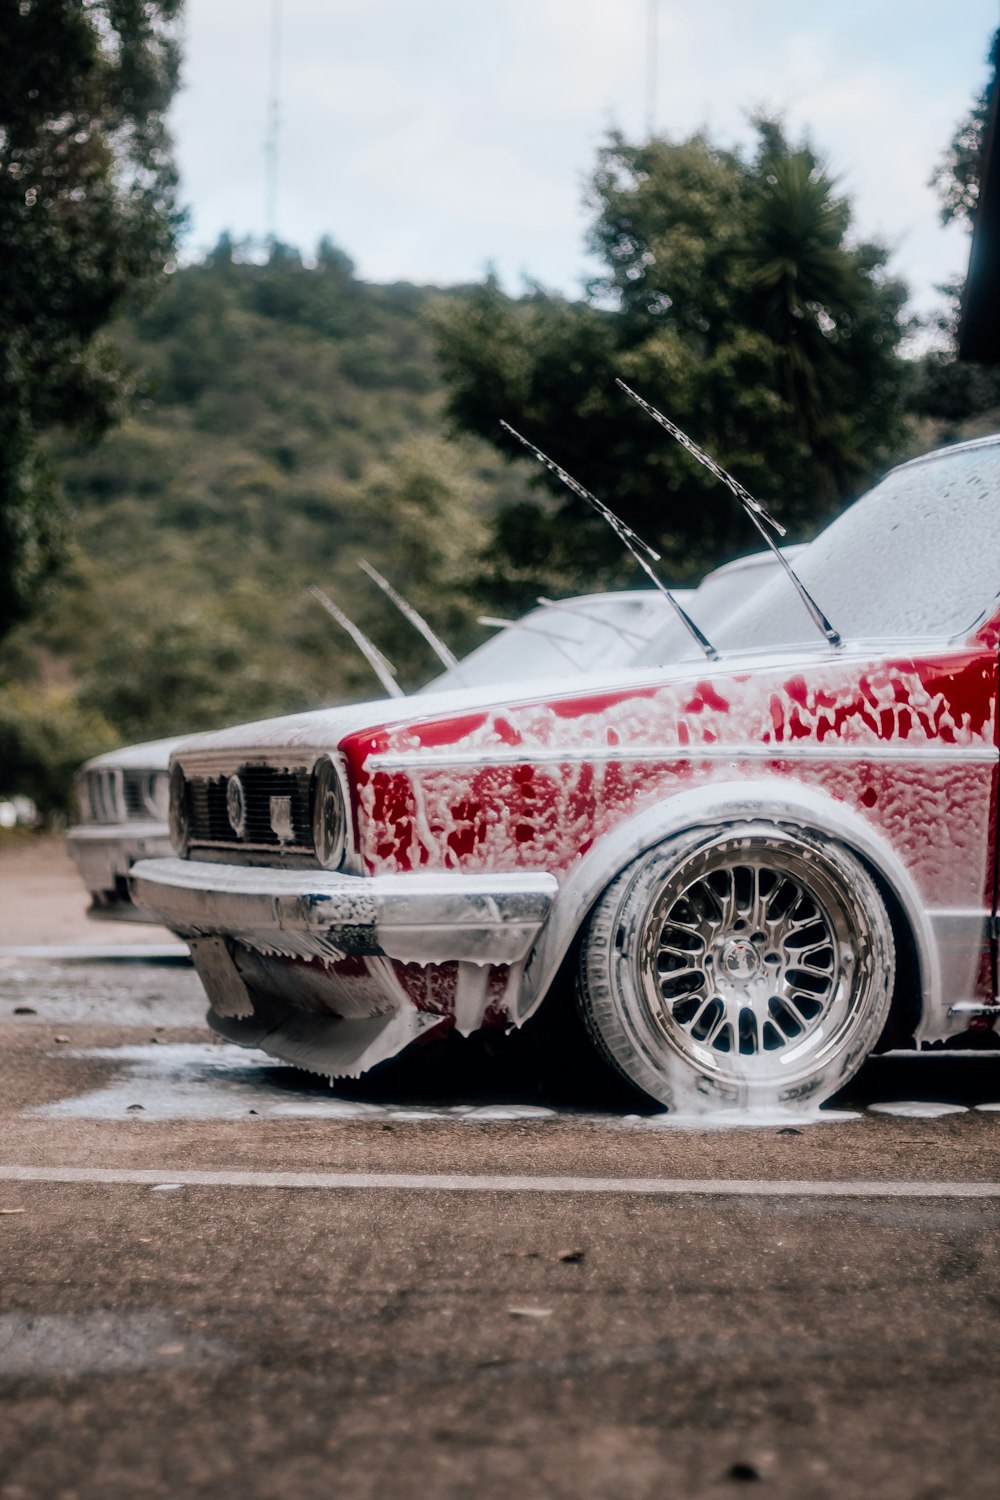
[743,143,874,495]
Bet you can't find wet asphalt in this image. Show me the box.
[0,953,998,1500]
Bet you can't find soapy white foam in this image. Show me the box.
[361,657,996,943]
[462,1105,558,1121]
[625,1108,861,1131]
[867,1101,970,1118]
[24,1041,858,1129]
[28,1043,991,1131]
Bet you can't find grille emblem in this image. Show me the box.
[270,794,294,843]
[226,775,246,838]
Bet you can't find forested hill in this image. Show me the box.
[1,236,997,814]
[0,243,533,807]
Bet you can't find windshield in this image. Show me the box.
[643,441,1000,661]
[632,548,798,666]
[423,594,670,692]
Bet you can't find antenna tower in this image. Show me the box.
[645,0,658,139]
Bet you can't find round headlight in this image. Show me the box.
[168,763,189,855]
[312,756,346,870]
[146,771,171,824]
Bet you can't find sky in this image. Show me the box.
[169,0,998,322]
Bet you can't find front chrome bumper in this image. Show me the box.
[129,857,558,967]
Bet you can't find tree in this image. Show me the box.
[911,28,1000,432]
[0,0,184,639]
[434,122,909,605]
[931,28,999,229]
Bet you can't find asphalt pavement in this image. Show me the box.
[0,951,998,1500]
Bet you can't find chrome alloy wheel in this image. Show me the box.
[644,839,852,1064]
[578,823,895,1109]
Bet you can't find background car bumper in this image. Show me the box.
[66,824,173,920]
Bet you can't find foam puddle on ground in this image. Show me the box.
[27,1041,875,1129]
[33,1043,566,1124]
[621,1108,861,1130]
[866,1100,970,1119]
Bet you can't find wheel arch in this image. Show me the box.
[513,777,938,1033]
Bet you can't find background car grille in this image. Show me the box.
[122,773,148,817]
[78,767,169,825]
[186,766,314,851]
[81,767,122,824]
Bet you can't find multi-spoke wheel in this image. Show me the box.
[577,824,895,1111]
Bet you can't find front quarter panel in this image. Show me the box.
[340,648,999,1041]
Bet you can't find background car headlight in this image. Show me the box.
[146,770,171,823]
[312,756,347,871]
[168,763,189,855]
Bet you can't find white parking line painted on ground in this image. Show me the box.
[0,1166,997,1198]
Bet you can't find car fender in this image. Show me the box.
[513,775,939,1030]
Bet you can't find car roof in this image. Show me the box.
[889,431,1000,475]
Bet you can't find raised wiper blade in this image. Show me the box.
[616,379,785,534]
[307,584,404,699]
[499,420,718,661]
[616,379,842,649]
[358,560,459,670]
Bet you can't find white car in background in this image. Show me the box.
[66,551,792,920]
[67,736,179,921]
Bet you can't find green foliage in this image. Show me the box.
[908,277,1000,438]
[1,248,517,810]
[910,33,1000,438]
[434,122,910,606]
[931,28,998,228]
[0,0,183,638]
[0,683,117,815]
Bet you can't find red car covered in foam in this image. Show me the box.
[133,435,1000,1111]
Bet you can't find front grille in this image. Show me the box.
[186,765,314,852]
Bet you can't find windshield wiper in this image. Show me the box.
[306,584,404,699]
[358,560,459,671]
[616,379,841,649]
[500,421,718,661]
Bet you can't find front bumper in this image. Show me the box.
[66,824,173,920]
[129,857,558,967]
